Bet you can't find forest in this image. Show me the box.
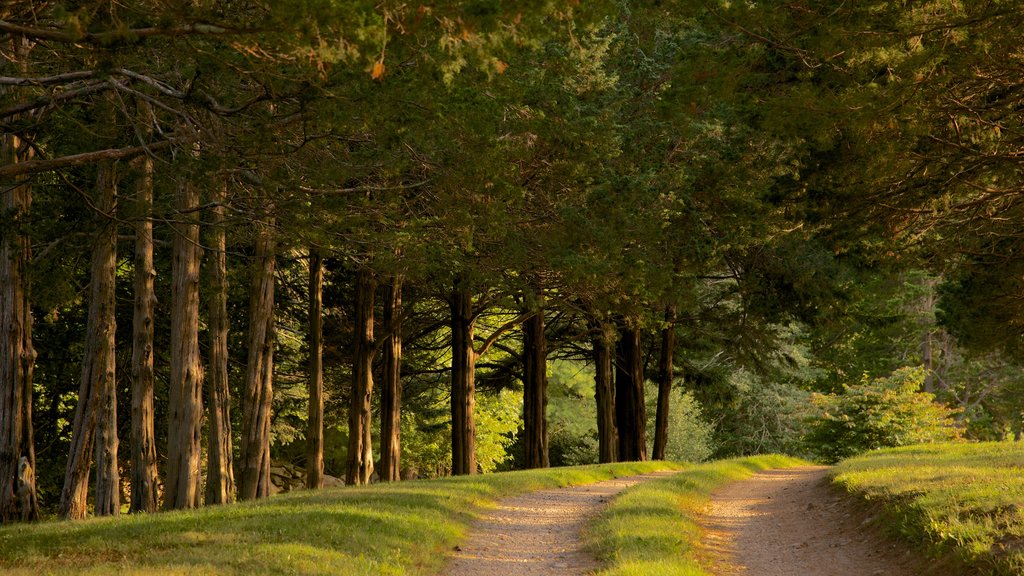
[1,0,1022,523]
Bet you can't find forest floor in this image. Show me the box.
[445,470,679,575]
[701,466,927,576]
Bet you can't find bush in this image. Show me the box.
[708,369,811,457]
[646,386,716,462]
[803,366,961,463]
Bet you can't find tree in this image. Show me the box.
[164,177,204,510]
[91,163,120,517]
[305,248,325,489]
[448,284,477,475]
[0,35,39,520]
[652,306,677,461]
[345,268,375,485]
[239,219,276,500]
[614,323,646,462]
[589,316,618,463]
[378,275,403,482]
[521,302,549,469]
[60,163,118,519]
[128,153,159,513]
[205,183,234,505]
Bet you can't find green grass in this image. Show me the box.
[586,454,808,576]
[0,461,683,575]
[833,441,1024,576]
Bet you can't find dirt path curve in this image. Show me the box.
[445,470,679,576]
[702,466,923,576]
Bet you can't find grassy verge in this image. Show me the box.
[0,461,683,575]
[833,441,1024,576]
[586,454,808,576]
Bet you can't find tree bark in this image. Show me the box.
[129,154,159,513]
[0,98,39,523]
[449,286,477,476]
[346,269,375,485]
[590,318,617,464]
[379,275,403,482]
[93,162,120,517]
[922,328,934,393]
[522,307,549,469]
[615,324,647,462]
[164,180,204,510]
[239,221,276,500]
[0,139,174,179]
[305,249,324,490]
[205,184,234,505]
[652,306,677,461]
[60,162,119,519]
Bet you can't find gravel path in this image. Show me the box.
[445,471,679,576]
[701,466,924,576]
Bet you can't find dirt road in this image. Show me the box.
[445,471,678,576]
[701,466,924,576]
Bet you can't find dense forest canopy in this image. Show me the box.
[1,0,1022,521]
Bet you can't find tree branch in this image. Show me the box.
[474,311,535,359]
[1,81,111,119]
[0,20,250,44]
[0,71,96,86]
[0,140,174,178]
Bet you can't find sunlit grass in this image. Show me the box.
[587,455,808,576]
[834,441,1024,576]
[0,461,683,575]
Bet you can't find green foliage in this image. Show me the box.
[586,455,808,576]
[803,367,961,463]
[646,386,716,463]
[708,368,812,458]
[474,389,522,473]
[547,360,600,466]
[399,387,520,476]
[14,0,1024,524]
[835,441,1024,576]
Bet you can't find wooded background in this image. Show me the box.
[2,0,1023,522]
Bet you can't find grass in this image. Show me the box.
[833,441,1024,576]
[0,461,684,575]
[586,454,808,576]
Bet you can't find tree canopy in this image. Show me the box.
[2,0,1022,521]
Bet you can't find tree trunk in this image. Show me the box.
[346,269,376,485]
[165,180,204,510]
[129,154,158,513]
[935,330,954,391]
[922,328,934,393]
[0,99,39,523]
[305,249,324,490]
[915,274,938,393]
[60,162,119,519]
[615,324,647,462]
[449,286,477,476]
[205,184,234,505]
[652,306,676,461]
[522,307,549,469]
[92,165,120,518]
[590,318,617,464]
[239,221,276,500]
[378,275,403,482]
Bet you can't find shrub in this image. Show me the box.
[709,369,812,457]
[646,386,716,462]
[803,366,961,463]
